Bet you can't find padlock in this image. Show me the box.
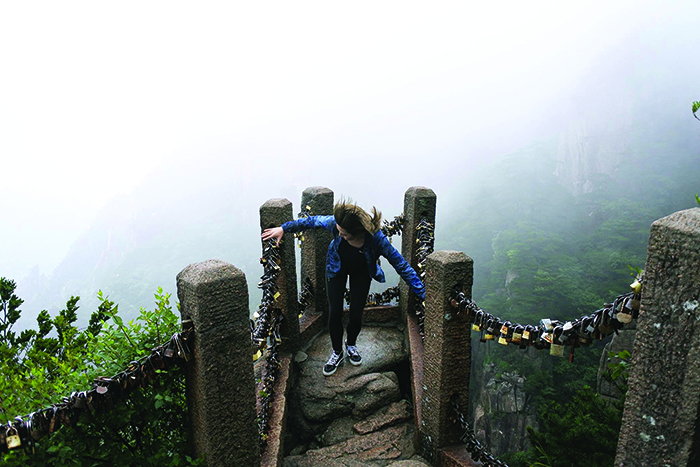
[6,425,21,450]
[539,318,553,332]
[511,325,522,344]
[597,306,614,335]
[630,279,642,294]
[485,317,497,335]
[474,310,484,327]
[500,321,510,336]
[583,316,596,336]
[550,342,564,357]
[531,327,545,349]
[617,297,634,324]
[497,335,508,345]
[553,325,564,343]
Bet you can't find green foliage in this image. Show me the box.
[608,350,631,380]
[502,387,623,467]
[693,101,700,120]
[524,387,623,467]
[696,193,700,206]
[0,278,33,366]
[0,282,203,466]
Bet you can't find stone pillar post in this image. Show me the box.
[177,259,260,467]
[615,208,700,467]
[300,187,333,320]
[400,187,437,321]
[421,250,473,455]
[260,198,300,351]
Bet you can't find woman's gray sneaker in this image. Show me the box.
[345,342,362,366]
[323,350,344,376]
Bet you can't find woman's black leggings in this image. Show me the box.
[326,241,371,353]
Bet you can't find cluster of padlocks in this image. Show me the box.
[414,218,435,338]
[365,285,400,307]
[251,239,283,349]
[381,213,405,238]
[250,238,284,448]
[256,310,281,448]
[451,396,509,467]
[449,278,642,361]
[297,277,314,317]
[293,205,313,247]
[0,328,192,455]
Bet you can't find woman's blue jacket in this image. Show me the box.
[281,215,426,300]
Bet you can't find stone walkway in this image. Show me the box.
[283,325,431,467]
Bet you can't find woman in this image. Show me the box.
[261,199,425,376]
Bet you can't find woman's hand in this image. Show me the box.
[261,226,284,245]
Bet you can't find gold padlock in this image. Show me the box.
[550,343,565,357]
[6,426,21,450]
[630,279,642,294]
[617,298,634,324]
[511,331,522,344]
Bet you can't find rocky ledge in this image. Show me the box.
[284,325,430,467]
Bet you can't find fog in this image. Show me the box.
[2,2,699,322]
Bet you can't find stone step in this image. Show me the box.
[284,325,427,466]
[353,400,413,435]
[284,420,429,467]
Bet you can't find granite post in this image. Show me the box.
[299,187,333,320]
[421,250,474,458]
[260,198,300,351]
[177,259,260,467]
[615,208,700,467]
[400,186,437,322]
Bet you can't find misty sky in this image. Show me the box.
[2,1,698,284]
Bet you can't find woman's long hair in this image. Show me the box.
[334,199,382,235]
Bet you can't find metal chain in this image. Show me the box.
[293,205,313,247]
[448,276,643,358]
[251,240,282,346]
[251,238,285,449]
[451,396,509,467]
[257,312,281,448]
[366,285,400,307]
[414,217,435,339]
[0,326,194,455]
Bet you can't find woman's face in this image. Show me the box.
[337,224,358,241]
